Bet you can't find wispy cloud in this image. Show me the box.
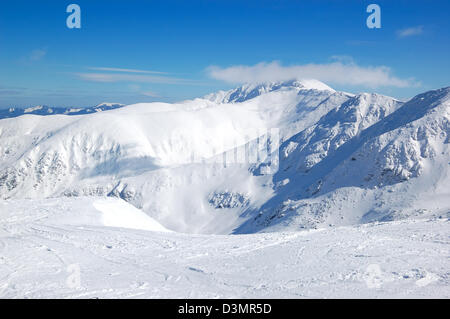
[396,26,424,38]
[125,84,160,98]
[75,72,196,85]
[87,67,166,74]
[329,55,355,64]
[141,91,160,97]
[29,49,47,61]
[207,61,418,88]
[75,66,199,85]
[0,89,22,96]
[346,40,377,46]
[0,85,27,96]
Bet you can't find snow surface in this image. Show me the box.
[0,197,448,298]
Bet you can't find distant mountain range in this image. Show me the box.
[0,102,125,119]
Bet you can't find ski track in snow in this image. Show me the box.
[0,197,448,298]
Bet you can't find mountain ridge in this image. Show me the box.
[0,102,125,120]
[0,83,448,234]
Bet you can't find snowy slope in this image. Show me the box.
[239,87,450,233]
[0,82,449,235]
[204,80,335,103]
[0,197,448,298]
[278,93,403,175]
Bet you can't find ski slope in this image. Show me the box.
[0,197,448,298]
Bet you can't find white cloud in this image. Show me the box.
[329,55,355,64]
[29,49,47,61]
[128,84,141,91]
[207,61,417,88]
[75,72,195,85]
[141,91,160,97]
[75,66,200,86]
[396,26,424,38]
[87,67,166,74]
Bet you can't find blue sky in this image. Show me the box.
[0,0,449,108]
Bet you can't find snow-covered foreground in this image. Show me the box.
[0,197,448,298]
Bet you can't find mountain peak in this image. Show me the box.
[205,79,335,103]
[238,79,335,92]
[96,102,125,108]
[288,79,335,92]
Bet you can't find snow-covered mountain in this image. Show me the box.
[204,79,336,103]
[0,102,125,120]
[0,81,449,234]
[238,87,450,233]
